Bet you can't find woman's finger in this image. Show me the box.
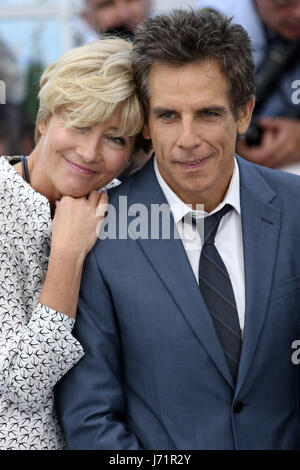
[96,191,108,218]
[88,189,101,205]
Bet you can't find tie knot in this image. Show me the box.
[192,204,233,245]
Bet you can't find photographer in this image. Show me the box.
[197,0,300,173]
[80,0,152,37]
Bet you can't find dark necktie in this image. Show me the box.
[193,204,242,382]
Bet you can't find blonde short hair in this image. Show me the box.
[35,38,144,143]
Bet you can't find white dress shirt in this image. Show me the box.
[154,157,246,333]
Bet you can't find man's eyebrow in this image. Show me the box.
[152,107,177,116]
[196,106,228,114]
[152,106,228,116]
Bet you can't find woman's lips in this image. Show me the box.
[63,156,96,176]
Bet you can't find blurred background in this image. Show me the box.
[0,0,192,156]
[1,0,299,173]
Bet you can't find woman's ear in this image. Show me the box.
[38,119,49,137]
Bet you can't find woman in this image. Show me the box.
[0,38,144,450]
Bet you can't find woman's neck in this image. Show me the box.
[14,144,62,218]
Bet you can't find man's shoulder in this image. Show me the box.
[240,157,300,208]
[107,171,136,201]
[107,158,154,204]
[92,159,157,257]
[253,162,300,191]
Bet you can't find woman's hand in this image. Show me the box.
[51,190,108,258]
[39,190,108,318]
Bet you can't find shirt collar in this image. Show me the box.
[154,155,241,224]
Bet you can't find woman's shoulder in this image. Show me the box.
[0,155,22,183]
[0,156,51,241]
[0,155,22,165]
[0,155,21,174]
[0,155,21,191]
[0,155,48,208]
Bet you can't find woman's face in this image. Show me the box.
[38,112,136,198]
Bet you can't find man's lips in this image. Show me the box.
[63,156,97,176]
[176,156,212,169]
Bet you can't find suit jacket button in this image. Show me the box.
[233,401,244,413]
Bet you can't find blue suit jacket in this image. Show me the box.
[55,155,300,449]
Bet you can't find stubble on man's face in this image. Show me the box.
[143,60,254,212]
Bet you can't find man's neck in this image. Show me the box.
[155,158,235,213]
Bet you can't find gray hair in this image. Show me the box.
[132,9,255,120]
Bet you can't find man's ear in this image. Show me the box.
[143,121,151,140]
[236,98,255,135]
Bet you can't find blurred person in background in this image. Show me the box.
[197,0,300,173]
[0,37,144,450]
[0,108,10,156]
[76,0,153,176]
[80,0,152,37]
[0,35,24,105]
[0,35,33,155]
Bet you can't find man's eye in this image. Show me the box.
[201,111,218,118]
[160,113,176,120]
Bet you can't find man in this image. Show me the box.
[81,0,152,36]
[197,0,300,173]
[56,10,300,449]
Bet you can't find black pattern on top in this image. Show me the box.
[0,156,85,450]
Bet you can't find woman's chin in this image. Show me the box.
[59,186,91,199]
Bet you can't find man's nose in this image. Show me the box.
[177,121,202,150]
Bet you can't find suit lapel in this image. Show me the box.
[235,157,281,395]
[129,158,235,388]
[129,157,281,392]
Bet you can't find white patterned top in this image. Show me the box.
[0,156,86,450]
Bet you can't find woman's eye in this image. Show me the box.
[108,136,126,146]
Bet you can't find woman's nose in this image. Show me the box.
[78,134,102,163]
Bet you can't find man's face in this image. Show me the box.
[143,60,254,212]
[255,0,300,40]
[86,0,150,34]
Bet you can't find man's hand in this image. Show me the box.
[237,117,300,169]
